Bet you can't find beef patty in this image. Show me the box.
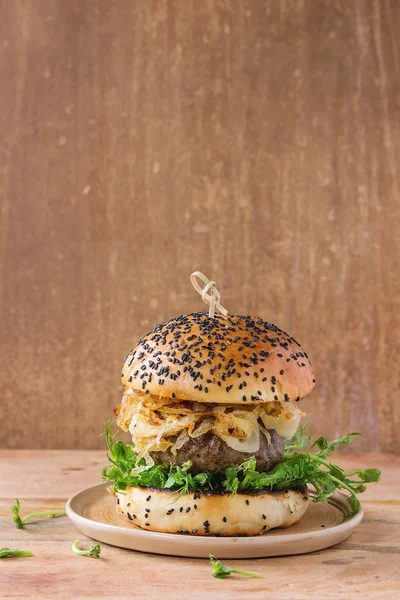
[150,429,285,474]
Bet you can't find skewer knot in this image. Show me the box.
[190,271,228,318]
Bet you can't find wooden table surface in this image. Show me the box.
[0,451,399,600]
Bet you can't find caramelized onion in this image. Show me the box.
[121,390,305,465]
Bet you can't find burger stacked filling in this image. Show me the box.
[115,390,304,474]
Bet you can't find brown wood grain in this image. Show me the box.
[0,0,399,451]
[0,450,398,600]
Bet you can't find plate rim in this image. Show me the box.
[66,482,364,547]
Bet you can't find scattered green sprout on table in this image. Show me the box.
[209,555,260,579]
[0,547,33,559]
[11,498,66,529]
[72,539,101,558]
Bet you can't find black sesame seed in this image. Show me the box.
[262,514,266,520]
[223,517,227,523]
[280,370,284,375]
[245,499,250,505]
[186,507,191,513]
[167,509,174,515]
[146,495,151,501]
[180,507,183,513]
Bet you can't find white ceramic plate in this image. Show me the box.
[66,483,363,559]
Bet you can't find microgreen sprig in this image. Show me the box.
[72,540,101,558]
[283,428,381,516]
[11,499,66,529]
[0,547,33,559]
[209,555,260,579]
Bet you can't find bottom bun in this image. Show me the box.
[116,486,309,536]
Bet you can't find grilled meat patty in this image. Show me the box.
[150,429,285,474]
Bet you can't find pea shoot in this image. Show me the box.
[0,547,33,559]
[209,555,260,579]
[11,499,66,529]
[72,539,101,558]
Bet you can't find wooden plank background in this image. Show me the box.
[0,0,399,452]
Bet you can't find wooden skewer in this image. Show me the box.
[190,271,228,318]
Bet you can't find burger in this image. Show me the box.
[104,311,317,535]
[102,308,379,536]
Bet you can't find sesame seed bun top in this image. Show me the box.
[121,312,315,405]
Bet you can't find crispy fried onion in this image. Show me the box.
[114,392,305,465]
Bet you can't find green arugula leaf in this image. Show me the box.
[0,547,33,559]
[11,499,66,529]
[72,540,101,558]
[209,555,260,579]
